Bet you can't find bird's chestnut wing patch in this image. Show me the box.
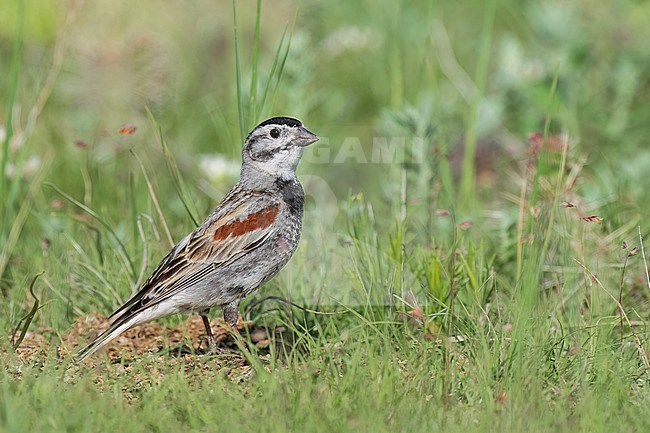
[212,204,280,240]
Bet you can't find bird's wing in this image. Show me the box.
[109,190,282,321]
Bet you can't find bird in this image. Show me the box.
[75,116,318,362]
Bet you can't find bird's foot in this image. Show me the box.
[205,344,227,356]
[195,332,223,355]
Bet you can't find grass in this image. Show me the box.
[2,0,650,432]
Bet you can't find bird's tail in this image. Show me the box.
[74,315,141,363]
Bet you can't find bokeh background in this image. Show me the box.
[4,2,650,431]
[2,0,650,326]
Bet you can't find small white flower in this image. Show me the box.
[5,162,14,179]
[24,155,42,178]
[199,154,239,185]
[497,37,546,86]
[4,155,42,179]
[322,26,382,58]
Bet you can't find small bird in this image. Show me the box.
[75,117,318,362]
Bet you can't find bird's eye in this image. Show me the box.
[270,128,280,139]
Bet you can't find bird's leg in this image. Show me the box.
[223,300,248,351]
[200,308,219,353]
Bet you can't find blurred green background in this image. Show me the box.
[2,1,650,431]
[3,0,650,325]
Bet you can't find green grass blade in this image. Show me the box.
[536,67,563,278]
[145,107,200,227]
[129,150,175,248]
[232,0,245,139]
[0,0,24,211]
[0,153,50,283]
[256,28,288,120]
[264,23,295,117]
[458,0,497,211]
[248,0,262,123]
[11,272,44,349]
[46,182,137,281]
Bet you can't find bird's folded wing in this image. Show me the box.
[109,193,281,321]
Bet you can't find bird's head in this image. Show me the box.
[241,117,319,181]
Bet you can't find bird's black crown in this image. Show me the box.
[256,117,302,129]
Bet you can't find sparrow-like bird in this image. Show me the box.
[75,117,318,361]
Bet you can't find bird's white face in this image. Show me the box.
[243,118,319,180]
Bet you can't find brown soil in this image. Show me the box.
[11,314,281,372]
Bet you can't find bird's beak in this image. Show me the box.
[294,126,319,147]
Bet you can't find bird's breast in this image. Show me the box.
[275,177,304,216]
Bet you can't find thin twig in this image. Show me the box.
[130,150,174,248]
[245,295,347,316]
[618,254,629,342]
[13,0,84,150]
[638,226,650,294]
